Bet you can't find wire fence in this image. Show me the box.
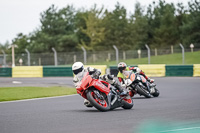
[0,47,200,67]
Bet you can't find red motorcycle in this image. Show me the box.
[76,72,133,111]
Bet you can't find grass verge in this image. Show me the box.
[87,51,200,66]
[0,86,76,102]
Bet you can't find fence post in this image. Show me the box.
[9,44,18,67]
[1,50,6,66]
[179,44,185,64]
[93,54,96,63]
[190,44,194,52]
[81,46,87,64]
[39,58,41,66]
[25,49,30,66]
[123,51,126,60]
[138,49,141,59]
[171,45,174,54]
[155,48,157,56]
[73,55,76,63]
[52,47,58,66]
[145,44,151,64]
[113,45,119,64]
[108,53,111,61]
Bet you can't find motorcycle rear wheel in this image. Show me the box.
[86,89,110,112]
[122,96,134,109]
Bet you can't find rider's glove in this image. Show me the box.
[107,74,114,80]
[147,78,154,83]
[101,74,113,80]
[101,74,115,84]
[93,71,101,79]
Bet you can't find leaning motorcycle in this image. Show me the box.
[76,72,133,111]
[123,71,160,98]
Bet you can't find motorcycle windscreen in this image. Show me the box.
[80,73,93,90]
[130,73,136,82]
[123,71,136,82]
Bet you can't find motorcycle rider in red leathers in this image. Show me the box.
[117,62,154,97]
[72,62,128,108]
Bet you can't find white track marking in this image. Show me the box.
[0,94,78,104]
[159,127,200,132]
[12,81,22,84]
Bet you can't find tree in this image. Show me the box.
[102,2,130,50]
[12,33,30,53]
[128,2,149,49]
[149,0,179,48]
[30,5,78,52]
[181,0,200,47]
[75,10,90,50]
[176,2,188,44]
[79,5,105,51]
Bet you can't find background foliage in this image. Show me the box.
[1,0,200,53]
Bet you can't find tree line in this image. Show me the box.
[1,0,200,54]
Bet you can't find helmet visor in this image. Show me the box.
[118,67,126,73]
[73,66,83,75]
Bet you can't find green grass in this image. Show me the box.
[87,51,200,66]
[0,86,76,102]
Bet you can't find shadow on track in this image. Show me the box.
[64,108,134,113]
[132,96,147,99]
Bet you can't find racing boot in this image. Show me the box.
[113,81,128,96]
[129,90,136,97]
[101,74,128,96]
[84,99,93,108]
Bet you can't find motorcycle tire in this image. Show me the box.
[121,96,134,109]
[152,88,160,97]
[86,89,110,112]
[136,85,151,98]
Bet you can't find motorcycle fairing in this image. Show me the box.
[90,80,110,95]
[76,72,110,99]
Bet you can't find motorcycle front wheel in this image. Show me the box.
[152,88,160,97]
[136,85,151,98]
[86,89,110,112]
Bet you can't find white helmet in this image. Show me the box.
[72,62,84,75]
[118,62,127,73]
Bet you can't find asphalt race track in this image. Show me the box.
[0,77,74,87]
[0,77,200,133]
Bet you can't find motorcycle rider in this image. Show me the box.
[117,62,154,97]
[72,62,128,107]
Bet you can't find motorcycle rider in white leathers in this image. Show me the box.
[72,62,128,107]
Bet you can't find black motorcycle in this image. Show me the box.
[123,71,160,98]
